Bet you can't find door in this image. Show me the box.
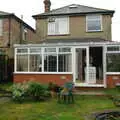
[74,47,89,84]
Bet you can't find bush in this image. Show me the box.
[48,82,61,93]
[11,82,28,103]
[27,82,50,101]
[11,81,50,102]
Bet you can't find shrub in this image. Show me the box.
[11,82,28,103]
[27,82,50,101]
[48,82,62,93]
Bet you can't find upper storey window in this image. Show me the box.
[48,17,69,35]
[86,15,102,32]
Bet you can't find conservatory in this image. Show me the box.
[14,40,120,88]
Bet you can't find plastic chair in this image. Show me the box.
[58,82,74,104]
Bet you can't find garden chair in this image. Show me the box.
[58,82,74,104]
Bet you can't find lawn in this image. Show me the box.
[0,95,118,120]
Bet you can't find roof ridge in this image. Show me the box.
[0,10,11,15]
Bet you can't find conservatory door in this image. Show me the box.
[74,47,89,84]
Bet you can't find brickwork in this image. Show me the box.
[107,75,120,88]
[14,74,73,86]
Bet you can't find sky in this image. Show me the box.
[0,0,120,41]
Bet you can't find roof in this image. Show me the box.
[14,38,118,48]
[0,11,35,32]
[40,37,112,44]
[0,11,11,15]
[33,4,115,19]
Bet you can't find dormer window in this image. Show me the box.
[48,17,69,35]
[86,15,102,32]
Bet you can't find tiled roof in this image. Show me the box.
[33,4,114,18]
[0,11,35,32]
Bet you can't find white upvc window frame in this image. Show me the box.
[48,16,69,35]
[15,47,73,74]
[106,45,120,74]
[86,14,102,32]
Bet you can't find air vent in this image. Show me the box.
[48,17,55,22]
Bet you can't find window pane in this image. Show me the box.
[59,48,71,52]
[17,48,28,53]
[87,20,101,31]
[58,54,72,72]
[48,22,55,35]
[30,48,41,53]
[29,55,42,72]
[16,55,28,71]
[107,46,120,51]
[107,53,120,72]
[57,17,69,34]
[44,48,56,52]
[44,54,57,72]
[87,15,101,31]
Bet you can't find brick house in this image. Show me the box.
[0,11,38,82]
[14,0,120,88]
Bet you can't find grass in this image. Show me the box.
[0,82,12,91]
[104,88,120,96]
[0,83,119,120]
[0,95,119,120]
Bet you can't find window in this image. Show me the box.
[106,46,120,72]
[107,46,120,52]
[15,47,72,73]
[86,15,102,32]
[0,20,3,36]
[58,54,72,72]
[30,55,42,72]
[17,54,28,71]
[48,17,69,35]
[44,54,57,72]
[23,28,27,41]
[107,53,120,72]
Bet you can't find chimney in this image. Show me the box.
[44,0,51,12]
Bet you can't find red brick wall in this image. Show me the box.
[14,74,73,86]
[107,75,120,88]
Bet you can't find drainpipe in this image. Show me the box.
[20,15,23,44]
[8,16,11,47]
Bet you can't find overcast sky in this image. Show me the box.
[0,0,120,41]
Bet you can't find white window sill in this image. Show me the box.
[14,72,73,74]
[86,30,103,32]
[106,72,120,75]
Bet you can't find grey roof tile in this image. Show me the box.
[33,4,114,17]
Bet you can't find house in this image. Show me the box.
[14,0,120,88]
[0,11,38,82]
